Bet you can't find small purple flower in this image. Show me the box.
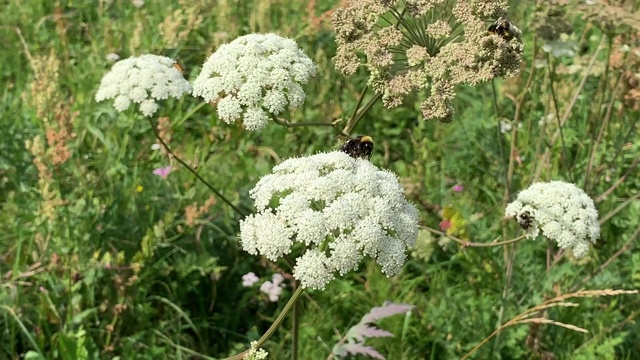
[153,165,172,179]
[452,184,464,192]
[242,272,259,287]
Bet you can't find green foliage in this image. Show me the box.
[1,0,639,359]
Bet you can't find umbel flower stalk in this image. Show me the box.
[239,151,420,290]
[332,0,524,123]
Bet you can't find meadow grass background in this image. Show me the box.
[1,0,639,359]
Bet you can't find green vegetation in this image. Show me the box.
[1,0,639,359]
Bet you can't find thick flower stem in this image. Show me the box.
[148,117,246,217]
[223,286,306,360]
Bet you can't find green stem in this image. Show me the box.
[490,80,509,197]
[292,291,300,360]
[271,115,342,133]
[224,286,306,360]
[174,101,208,129]
[547,57,572,183]
[148,117,246,217]
[342,93,382,136]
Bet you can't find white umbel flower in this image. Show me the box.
[245,341,268,360]
[239,151,420,290]
[192,33,317,131]
[505,181,600,258]
[95,54,192,117]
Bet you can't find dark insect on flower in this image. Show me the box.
[488,17,520,41]
[516,211,533,230]
[341,135,374,160]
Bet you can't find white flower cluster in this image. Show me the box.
[505,181,600,258]
[239,151,420,290]
[95,54,192,117]
[245,341,268,360]
[192,33,317,131]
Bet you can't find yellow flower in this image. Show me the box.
[136,185,144,192]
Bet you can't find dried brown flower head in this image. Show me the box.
[610,33,640,111]
[581,1,640,36]
[332,0,524,122]
[531,0,573,42]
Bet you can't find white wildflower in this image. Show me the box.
[192,33,317,131]
[95,54,192,117]
[244,341,268,360]
[239,151,420,290]
[106,53,120,62]
[505,181,600,258]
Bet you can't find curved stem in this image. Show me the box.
[420,226,527,247]
[148,117,246,217]
[271,115,342,133]
[224,286,306,360]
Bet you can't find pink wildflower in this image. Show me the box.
[153,165,172,179]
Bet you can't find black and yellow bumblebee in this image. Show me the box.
[488,17,520,41]
[516,211,533,230]
[341,135,374,160]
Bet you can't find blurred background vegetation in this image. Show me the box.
[1,0,639,359]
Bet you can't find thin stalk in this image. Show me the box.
[173,101,208,129]
[148,117,245,217]
[292,290,300,360]
[584,69,623,191]
[492,241,517,356]
[595,158,640,203]
[390,9,421,45]
[420,226,527,247]
[533,37,606,182]
[342,93,382,136]
[584,37,614,189]
[573,225,640,291]
[491,80,509,197]
[271,115,342,134]
[598,191,640,225]
[547,58,572,183]
[224,286,306,360]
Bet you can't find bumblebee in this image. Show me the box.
[341,135,374,160]
[488,17,520,41]
[516,211,533,230]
